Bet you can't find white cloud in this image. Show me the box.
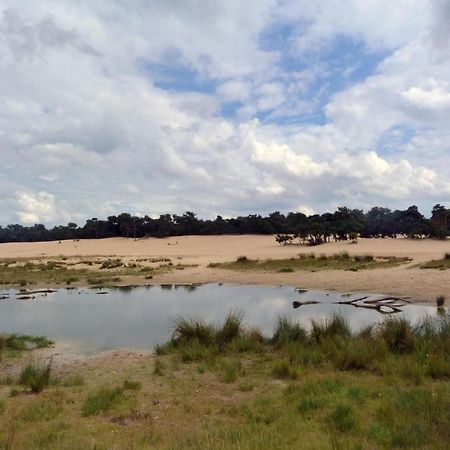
[0,1,449,225]
[16,191,59,224]
[402,82,450,111]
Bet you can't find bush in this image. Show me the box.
[236,256,249,263]
[19,361,52,393]
[436,295,445,307]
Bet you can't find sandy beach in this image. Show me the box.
[1,235,449,302]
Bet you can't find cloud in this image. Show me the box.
[0,1,449,225]
[16,191,59,224]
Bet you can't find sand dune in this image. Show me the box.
[1,235,449,302]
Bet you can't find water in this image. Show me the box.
[0,284,440,355]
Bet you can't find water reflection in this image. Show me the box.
[0,284,442,356]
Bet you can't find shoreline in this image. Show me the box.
[0,235,449,302]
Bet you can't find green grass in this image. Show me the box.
[419,255,450,269]
[208,253,411,272]
[1,312,449,449]
[220,358,242,383]
[0,256,185,287]
[19,361,53,393]
[123,379,142,391]
[329,404,357,432]
[81,387,124,416]
[0,334,53,362]
[19,398,62,422]
[271,360,300,380]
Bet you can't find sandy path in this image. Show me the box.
[1,235,449,302]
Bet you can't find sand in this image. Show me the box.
[1,235,449,302]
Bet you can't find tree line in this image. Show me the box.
[0,204,448,244]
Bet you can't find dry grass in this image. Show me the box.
[209,253,411,272]
[0,256,188,288]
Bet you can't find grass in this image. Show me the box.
[208,253,411,272]
[419,254,450,270]
[1,312,449,449]
[329,404,356,432]
[19,360,53,393]
[0,256,185,287]
[0,334,53,361]
[81,387,124,416]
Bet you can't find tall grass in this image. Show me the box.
[160,311,450,381]
[311,314,351,344]
[272,316,307,347]
[19,360,53,393]
[378,318,415,353]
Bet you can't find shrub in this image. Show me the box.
[236,256,249,263]
[82,387,123,416]
[19,361,52,393]
[100,259,123,269]
[436,295,445,307]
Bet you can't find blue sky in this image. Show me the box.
[0,0,449,225]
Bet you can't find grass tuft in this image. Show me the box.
[81,387,123,416]
[19,360,53,393]
[272,317,307,347]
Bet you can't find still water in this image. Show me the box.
[0,284,440,355]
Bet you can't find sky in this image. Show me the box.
[1,0,449,225]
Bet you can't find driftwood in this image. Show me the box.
[292,294,408,314]
[293,300,320,308]
[333,295,406,314]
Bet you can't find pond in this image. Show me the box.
[0,284,441,355]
